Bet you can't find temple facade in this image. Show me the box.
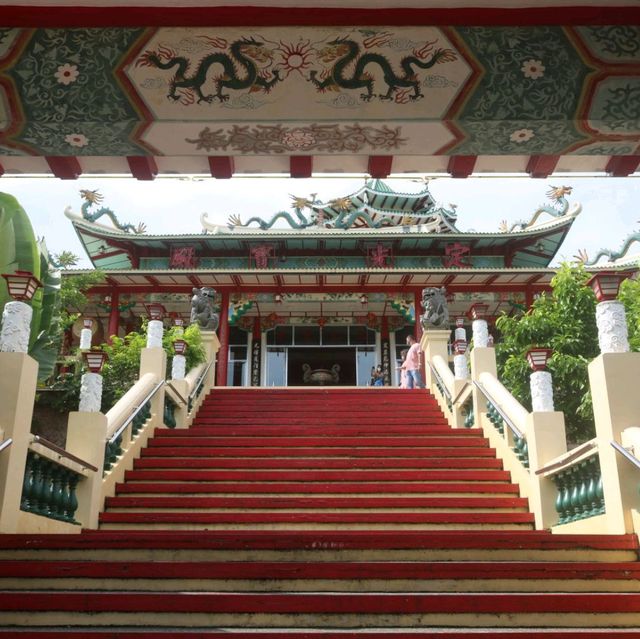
[63,179,593,388]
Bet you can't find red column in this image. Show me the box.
[216,290,230,387]
[107,290,120,344]
[414,290,423,341]
[251,316,261,386]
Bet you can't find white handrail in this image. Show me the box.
[478,371,529,436]
[105,373,157,440]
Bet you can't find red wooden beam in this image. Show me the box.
[208,156,234,179]
[46,156,82,180]
[368,156,393,179]
[447,155,476,179]
[606,155,640,178]
[526,155,559,179]
[1,7,638,27]
[127,156,158,181]
[290,156,313,178]
[0,162,4,177]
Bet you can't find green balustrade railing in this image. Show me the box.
[463,401,474,428]
[551,453,604,525]
[486,401,505,435]
[132,401,151,436]
[514,435,530,468]
[21,450,83,524]
[164,396,177,429]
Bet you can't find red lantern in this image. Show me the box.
[467,303,489,321]
[83,318,93,330]
[83,349,108,373]
[587,271,629,303]
[1,270,42,301]
[526,347,553,372]
[455,317,465,328]
[145,303,166,321]
[173,339,188,355]
[173,316,184,327]
[453,339,467,355]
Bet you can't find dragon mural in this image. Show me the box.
[137,37,282,103]
[499,186,577,232]
[78,190,146,234]
[308,37,457,102]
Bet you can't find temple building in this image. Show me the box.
[65,179,585,387]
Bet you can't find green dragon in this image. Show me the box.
[308,38,457,102]
[80,190,146,234]
[501,186,574,232]
[582,229,640,266]
[139,38,282,103]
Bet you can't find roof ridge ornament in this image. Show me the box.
[576,222,640,266]
[73,189,146,234]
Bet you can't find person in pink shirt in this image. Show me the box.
[404,335,425,390]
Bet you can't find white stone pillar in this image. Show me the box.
[454,354,468,380]
[146,319,164,348]
[172,354,186,380]
[455,327,466,342]
[530,370,554,412]
[472,319,489,348]
[595,300,629,354]
[79,328,92,351]
[0,301,32,353]
[78,372,103,413]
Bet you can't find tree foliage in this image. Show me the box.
[494,263,640,444]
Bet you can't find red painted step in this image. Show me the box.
[98,511,535,525]
[158,426,479,436]
[116,481,521,495]
[104,495,529,510]
[2,591,638,615]
[123,468,513,482]
[3,559,639,582]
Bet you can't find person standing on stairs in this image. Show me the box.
[405,335,425,390]
[397,349,409,389]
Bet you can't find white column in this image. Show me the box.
[79,328,92,351]
[78,372,103,413]
[472,319,489,348]
[146,319,164,348]
[0,301,32,353]
[172,354,186,380]
[454,354,468,380]
[530,370,554,412]
[595,300,629,354]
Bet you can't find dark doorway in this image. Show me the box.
[287,347,357,386]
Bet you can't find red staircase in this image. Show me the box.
[0,387,639,636]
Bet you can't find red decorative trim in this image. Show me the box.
[526,155,560,179]
[368,155,393,178]
[606,155,640,177]
[447,155,476,178]
[45,156,82,180]
[0,6,638,27]
[290,155,313,179]
[0,161,4,177]
[127,156,158,180]
[208,156,235,179]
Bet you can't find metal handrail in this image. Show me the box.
[189,359,214,401]
[108,380,164,445]
[428,362,452,402]
[473,380,524,440]
[166,382,187,406]
[612,440,640,471]
[535,439,597,476]
[31,435,98,473]
[0,438,12,454]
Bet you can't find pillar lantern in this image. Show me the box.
[172,339,188,380]
[587,271,630,354]
[454,317,466,342]
[0,270,43,353]
[80,318,93,351]
[172,314,185,336]
[79,350,108,412]
[145,303,166,348]
[467,303,489,348]
[527,347,554,412]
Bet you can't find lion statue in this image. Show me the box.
[420,287,449,330]
[190,287,219,331]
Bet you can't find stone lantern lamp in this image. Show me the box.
[587,271,630,354]
[145,303,166,348]
[453,338,468,380]
[80,318,93,351]
[467,303,490,348]
[171,338,188,380]
[79,349,108,412]
[527,347,554,412]
[0,270,43,353]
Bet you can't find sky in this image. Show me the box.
[1,174,638,269]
